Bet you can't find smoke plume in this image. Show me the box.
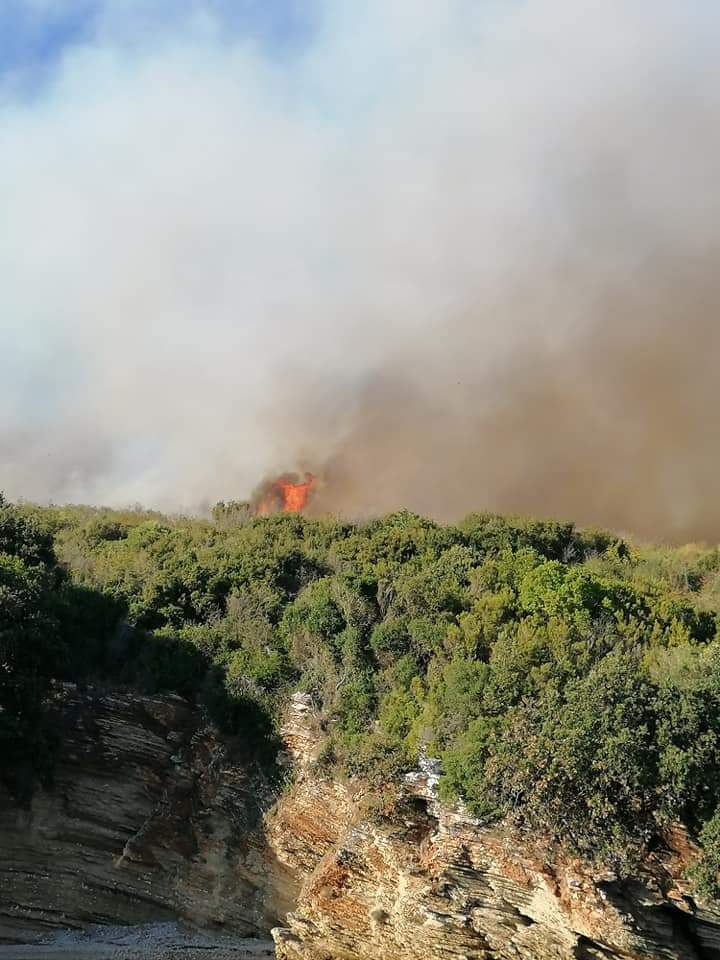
[2,1,720,541]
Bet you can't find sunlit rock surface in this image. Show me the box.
[273,703,720,960]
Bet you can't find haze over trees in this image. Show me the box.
[3,495,720,898]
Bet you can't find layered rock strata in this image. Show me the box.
[271,706,720,960]
[4,689,720,958]
[0,689,296,944]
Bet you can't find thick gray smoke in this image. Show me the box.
[2,1,720,541]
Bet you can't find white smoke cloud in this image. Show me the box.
[2,1,720,538]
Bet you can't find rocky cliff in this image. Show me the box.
[265,698,720,960]
[272,756,720,960]
[3,689,720,958]
[0,688,297,944]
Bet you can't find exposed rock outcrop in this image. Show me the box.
[4,689,720,958]
[0,688,297,944]
[271,711,720,960]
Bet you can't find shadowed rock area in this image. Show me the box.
[0,688,297,946]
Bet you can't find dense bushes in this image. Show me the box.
[4,499,720,893]
[0,496,65,799]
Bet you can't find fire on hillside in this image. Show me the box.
[255,472,317,515]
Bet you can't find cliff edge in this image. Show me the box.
[3,690,720,959]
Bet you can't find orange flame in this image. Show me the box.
[278,473,316,512]
[256,472,316,515]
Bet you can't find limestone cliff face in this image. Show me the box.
[270,700,720,960]
[4,689,720,958]
[0,688,297,944]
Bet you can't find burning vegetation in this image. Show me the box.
[255,472,316,515]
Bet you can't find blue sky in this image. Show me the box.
[0,1,91,73]
[0,0,318,83]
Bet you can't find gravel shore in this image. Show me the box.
[0,923,275,960]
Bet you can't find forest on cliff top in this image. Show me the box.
[4,495,720,899]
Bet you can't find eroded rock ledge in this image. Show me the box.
[3,690,720,958]
[272,699,720,960]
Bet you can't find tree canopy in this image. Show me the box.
[3,497,720,894]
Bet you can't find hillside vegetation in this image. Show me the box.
[4,495,720,896]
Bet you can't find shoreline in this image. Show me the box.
[0,949,274,960]
[0,924,275,960]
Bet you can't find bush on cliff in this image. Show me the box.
[4,499,720,893]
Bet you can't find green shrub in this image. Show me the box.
[4,493,720,901]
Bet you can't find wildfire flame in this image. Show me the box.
[256,472,316,515]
